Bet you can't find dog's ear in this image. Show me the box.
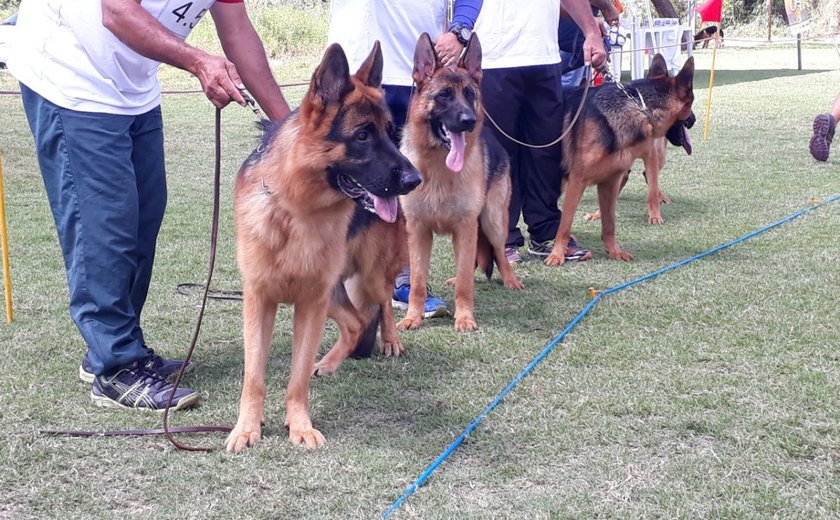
[356,40,383,88]
[311,43,354,105]
[647,54,669,79]
[676,56,695,97]
[412,33,439,86]
[458,33,482,83]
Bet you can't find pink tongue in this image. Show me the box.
[682,126,692,155]
[445,131,466,172]
[372,195,398,223]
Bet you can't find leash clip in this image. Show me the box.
[239,87,263,119]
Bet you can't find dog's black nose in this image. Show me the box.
[458,112,477,132]
[398,167,422,193]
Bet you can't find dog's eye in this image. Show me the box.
[436,88,452,100]
[355,129,370,142]
[464,87,475,102]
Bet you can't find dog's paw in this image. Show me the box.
[584,210,602,221]
[648,214,664,225]
[225,425,262,453]
[312,360,339,377]
[607,249,634,261]
[503,276,524,290]
[397,317,423,331]
[445,277,456,286]
[289,426,326,449]
[381,339,405,357]
[454,315,478,332]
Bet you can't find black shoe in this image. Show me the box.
[80,348,194,384]
[91,361,199,412]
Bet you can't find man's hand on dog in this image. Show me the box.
[434,32,464,67]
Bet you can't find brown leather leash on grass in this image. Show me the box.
[42,106,235,451]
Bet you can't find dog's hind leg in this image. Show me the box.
[226,290,278,453]
[598,175,633,261]
[315,283,367,376]
[481,181,524,289]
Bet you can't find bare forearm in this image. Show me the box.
[101,0,205,75]
[562,0,602,39]
[218,26,290,120]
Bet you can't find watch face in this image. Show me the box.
[460,28,471,41]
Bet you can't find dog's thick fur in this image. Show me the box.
[694,25,723,49]
[545,54,695,266]
[397,33,523,332]
[226,42,420,452]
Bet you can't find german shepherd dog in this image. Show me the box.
[545,54,695,266]
[694,25,723,49]
[397,33,523,333]
[226,42,421,452]
[583,90,696,223]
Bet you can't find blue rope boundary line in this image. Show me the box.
[381,193,840,519]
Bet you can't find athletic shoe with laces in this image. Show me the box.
[809,113,835,162]
[505,245,523,265]
[91,360,199,412]
[391,283,449,318]
[79,348,194,384]
[528,236,592,262]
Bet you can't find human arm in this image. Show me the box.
[101,0,248,109]
[210,1,291,120]
[561,0,607,67]
[434,0,484,64]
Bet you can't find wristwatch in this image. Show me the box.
[449,23,472,45]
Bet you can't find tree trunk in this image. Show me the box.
[649,0,680,18]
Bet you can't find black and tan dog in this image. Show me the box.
[545,54,695,266]
[694,25,723,49]
[397,33,523,333]
[226,42,421,452]
[583,107,696,223]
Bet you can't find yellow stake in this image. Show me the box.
[703,33,719,142]
[587,287,601,299]
[0,149,13,323]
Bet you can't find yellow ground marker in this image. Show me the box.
[0,149,13,323]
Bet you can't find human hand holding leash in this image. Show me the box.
[583,32,608,69]
[191,53,249,109]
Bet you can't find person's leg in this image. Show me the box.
[481,67,527,250]
[20,84,149,376]
[519,63,564,247]
[810,92,840,162]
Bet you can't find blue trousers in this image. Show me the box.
[20,84,166,376]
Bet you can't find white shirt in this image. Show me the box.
[8,0,218,115]
[327,0,449,87]
[474,0,561,69]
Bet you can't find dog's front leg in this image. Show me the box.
[452,220,478,331]
[546,176,587,266]
[598,176,633,261]
[397,223,433,331]
[643,148,666,225]
[285,295,329,448]
[315,284,366,376]
[225,289,278,453]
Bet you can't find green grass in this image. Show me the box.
[1,43,839,519]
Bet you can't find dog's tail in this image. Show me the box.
[476,227,494,280]
[350,305,380,359]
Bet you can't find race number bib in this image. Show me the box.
[146,0,218,39]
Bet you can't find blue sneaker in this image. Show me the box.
[391,284,449,318]
[79,347,195,384]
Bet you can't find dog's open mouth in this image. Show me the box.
[433,120,466,173]
[336,174,398,223]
